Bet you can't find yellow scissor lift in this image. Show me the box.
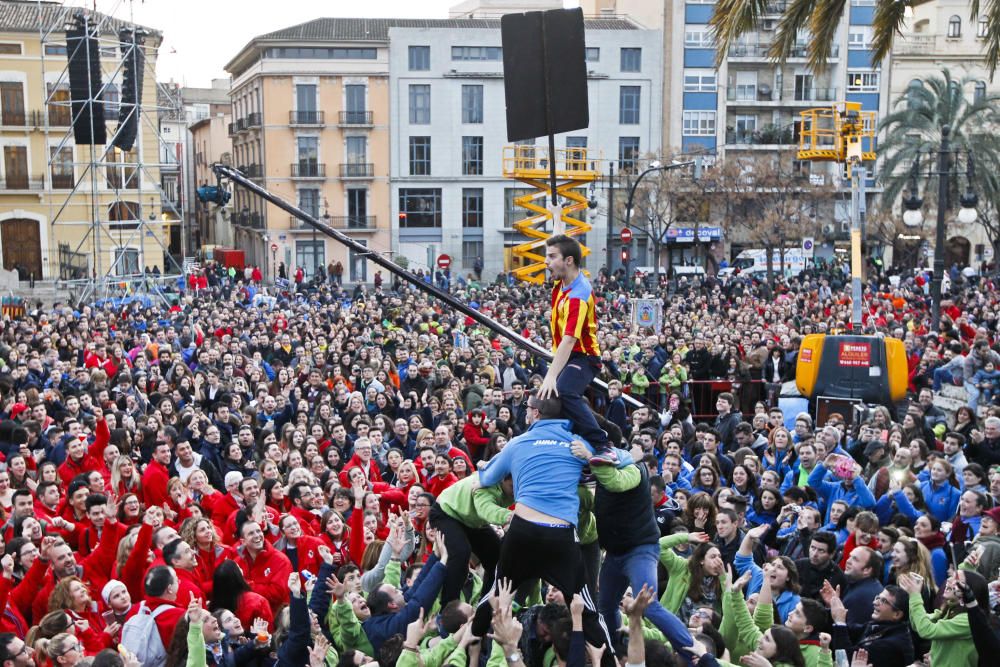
[502,145,600,284]
[796,101,876,330]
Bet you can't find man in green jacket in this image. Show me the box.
[429,472,514,606]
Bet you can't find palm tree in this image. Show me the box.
[876,69,1000,218]
[710,1,1000,76]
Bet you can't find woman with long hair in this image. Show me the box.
[735,525,801,621]
[914,514,950,587]
[110,455,141,497]
[692,464,722,496]
[37,633,84,667]
[657,531,722,624]
[953,406,978,442]
[210,560,274,631]
[748,487,785,533]
[319,509,352,568]
[890,535,938,608]
[47,577,106,655]
[181,517,234,598]
[899,569,985,667]
[684,492,717,538]
[763,427,793,480]
[730,463,760,503]
[921,458,962,523]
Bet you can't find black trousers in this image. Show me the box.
[429,503,502,605]
[471,515,613,652]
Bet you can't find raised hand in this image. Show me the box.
[688,531,710,544]
[569,440,590,461]
[623,583,653,619]
[288,572,302,598]
[317,545,333,566]
[0,555,13,580]
[326,572,345,599]
[405,607,426,648]
[308,634,330,667]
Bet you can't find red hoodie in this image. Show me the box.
[338,454,384,487]
[232,540,293,614]
[462,417,490,460]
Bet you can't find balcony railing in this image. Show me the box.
[43,108,70,127]
[249,212,264,229]
[338,110,373,126]
[725,125,797,146]
[290,163,326,178]
[290,110,325,125]
[245,112,262,128]
[228,121,238,136]
[240,164,263,179]
[0,112,26,127]
[729,43,839,58]
[339,163,374,178]
[291,215,376,230]
[793,87,838,102]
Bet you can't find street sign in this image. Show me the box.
[270,243,278,253]
[620,227,633,243]
[437,254,452,269]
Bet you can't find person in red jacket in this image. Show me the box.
[209,559,273,632]
[275,515,325,576]
[32,521,124,626]
[180,517,234,599]
[337,438,384,487]
[319,510,352,569]
[161,539,205,604]
[462,409,491,461]
[426,455,458,498]
[47,576,109,654]
[231,520,292,614]
[280,483,317,535]
[141,441,172,509]
[127,565,186,650]
[57,415,109,486]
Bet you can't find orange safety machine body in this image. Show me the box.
[795,334,907,405]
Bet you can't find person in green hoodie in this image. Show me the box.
[899,570,983,667]
[429,472,514,606]
[658,530,719,622]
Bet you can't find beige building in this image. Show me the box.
[224,23,392,281]
[888,0,993,269]
[189,107,233,249]
[0,3,168,281]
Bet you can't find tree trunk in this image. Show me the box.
[766,242,775,286]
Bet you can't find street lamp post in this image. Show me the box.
[900,125,978,331]
[622,158,702,284]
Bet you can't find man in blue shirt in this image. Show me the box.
[470,393,614,656]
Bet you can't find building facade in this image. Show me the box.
[388,19,661,278]
[0,2,167,281]
[224,20,393,282]
[888,0,994,270]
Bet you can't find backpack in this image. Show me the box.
[120,601,172,667]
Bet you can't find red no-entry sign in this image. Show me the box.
[620,227,633,243]
[437,254,452,269]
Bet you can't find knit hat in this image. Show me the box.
[8,403,28,420]
[101,579,126,605]
[984,507,1000,526]
[224,471,243,487]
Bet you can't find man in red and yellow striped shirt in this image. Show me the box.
[538,235,617,465]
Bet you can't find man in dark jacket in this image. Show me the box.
[840,546,884,626]
[712,392,743,452]
[795,530,847,601]
[361,541,447,652]
[584,442,692,655]
[827,582,913,667]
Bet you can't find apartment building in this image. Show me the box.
[224,20,393,281]
[889,0,993,269]
[388,19,661,278]
[0,2,167,280]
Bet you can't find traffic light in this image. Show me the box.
[621,247,629,263]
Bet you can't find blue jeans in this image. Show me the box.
[556,354,608,449]
[967,382,982,410]
[932,367,961,392]
[598,543,692,652]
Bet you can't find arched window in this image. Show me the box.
[975,80,987,103]
[948,15,962,38]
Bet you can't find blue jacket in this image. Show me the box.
[479,418,591,526]
[361,556,447,652]
[808,466,876,523]
[873,489,921,526]
[734,552,800,622]
[920,480,962,523]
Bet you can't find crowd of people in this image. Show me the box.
[0,233,998,667]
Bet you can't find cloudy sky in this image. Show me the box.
[66,0,577,87]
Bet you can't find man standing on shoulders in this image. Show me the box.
[537,235,616,465]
